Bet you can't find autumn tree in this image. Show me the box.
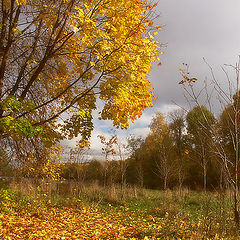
[169,109,187,190]
[186,106,215,192]
[179,59,240,226]
[218,94,240,184]
[67,140,90,181]
[0,0,160,168]
[114,136,128,188]
[98,134,117,186]
[126,135,145,187]
[217,90,240,224]
[148,112,175,190]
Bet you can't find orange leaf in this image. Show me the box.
[185,149,189,154]
[148,20,153,26]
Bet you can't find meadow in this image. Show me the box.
[0,180,239,239]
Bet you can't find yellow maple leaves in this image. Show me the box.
[60,0,160,128]
[0,195,226,239]
[4,0,161,142]
[16,0,26,5]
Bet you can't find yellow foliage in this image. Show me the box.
[16,0,26,5]
[1,0,161,142]
[58,0,160,128]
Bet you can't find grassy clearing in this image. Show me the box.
[0,180,238,239]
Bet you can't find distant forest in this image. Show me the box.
[59,91,240,191]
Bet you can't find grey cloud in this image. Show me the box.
[150,0,240,109]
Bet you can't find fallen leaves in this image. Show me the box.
[0,188,233,240]
[0,205,232,239]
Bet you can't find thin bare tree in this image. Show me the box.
[179,58,240,226]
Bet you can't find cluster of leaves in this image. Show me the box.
[0,96,42,137]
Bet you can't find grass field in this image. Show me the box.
[0,181,239,239]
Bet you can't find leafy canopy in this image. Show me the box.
[0,0,160,144]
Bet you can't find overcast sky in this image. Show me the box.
[63,0,240,160]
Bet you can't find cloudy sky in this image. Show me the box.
[63,0,240,160]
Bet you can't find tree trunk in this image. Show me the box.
[178,164,184,192]
[164,175,167,190]
[234,185,239,226]
[234,143,239,227]
[234,88,239,228]
[203,159,207,192]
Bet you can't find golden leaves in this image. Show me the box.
[16,0,26,5]
[62,0,159,129]
[72,26,79,33]
[17,0,160,132]
[3,0,11,9]
[0,200,225,239]
[147,20,153,26]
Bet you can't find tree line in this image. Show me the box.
[60,89,240,194]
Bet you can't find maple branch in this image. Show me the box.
[10,19,43,96]
[13,65,95,120]
[0,4,21,117]
[19,5,72,100]
[33,71,105,126]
